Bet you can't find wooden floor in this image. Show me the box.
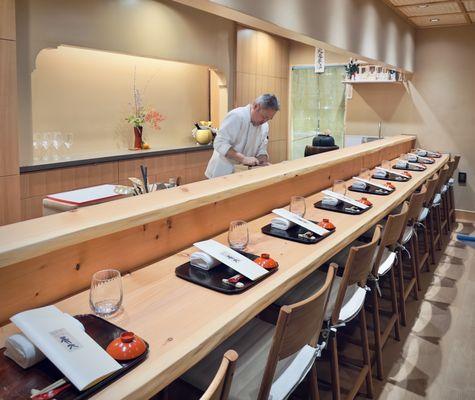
[163,221,475,400]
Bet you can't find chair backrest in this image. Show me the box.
[406,184,428,223]
[446,159,456,180]
[257,265,336,400]
[331,225,382,325]
[304,145,339,157]
[435,165,449,193]
[372,203,409,275]
[424,174,439,206]
[201,350,238,400]
[452,154,461,171]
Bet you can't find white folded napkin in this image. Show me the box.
[373,170,387,178]
[4,314,84,369]
[396,160,408,168]
[407,154,418,162]
[352,181,367,189]
[321,196,339,206]
[417,149,427,157]
[190,251,220,270]
[271,217,295,231]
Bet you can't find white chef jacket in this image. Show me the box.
[205,105,269,179]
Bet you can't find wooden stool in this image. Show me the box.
[420,175,440,266]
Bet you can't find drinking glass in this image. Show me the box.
[33,132,41,162]
[63,132,74,159]
[332,179,347,196]
[41,132,52,161]
[381,159,391,169]
[359,168,371,180]
[289,196,306,217]
[52,132,63,160]
[228,220,249,251]
[89,269,123,317]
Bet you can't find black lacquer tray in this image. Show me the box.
[176,251,277,294]
[0,314,149,400]
[348,183,392,196]
[393,164,426,172]
[261,220,335,244]
[314,200,371,215]
[372,172,411,182]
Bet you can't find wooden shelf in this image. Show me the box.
[342,80,403,84]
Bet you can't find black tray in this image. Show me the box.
[393,164,425,172]
[348,184,392,196]
[0,315,149,400]
[314,200,371,215]
[372,172,411,182]
[261,220,335,244]
[175,252,277,294]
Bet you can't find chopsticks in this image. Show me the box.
[31,379,70,399]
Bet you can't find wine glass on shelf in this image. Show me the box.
[52,132,63,160]
[289,196,306,218]
[63,132,73,159]
[332,179,347,196]
[41,132,52,161]
[228,220,249,251]
[33,132,41,162]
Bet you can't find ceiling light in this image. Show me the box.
[418,4,429,8]
[430,18,440,22]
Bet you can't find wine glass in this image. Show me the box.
[41,132,52,161]
[33,132,41,162]
[228,220,249,251]
[52,132,63,160]
[289,196,306,217]
[89,269,123,317]
[63,132,73,159]
[332,179,347,196]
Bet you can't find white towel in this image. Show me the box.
[271,217,295,231]
[417,149,427,157]
[4,314,84,369]
[321,196,339,206]
[373,170,387,178]
[352,181,367,190]
[396,160,408,168]
[407,154,418,162]
[190,251,220,270]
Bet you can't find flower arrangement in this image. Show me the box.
[345,58,359,79]
[126,68,165,149]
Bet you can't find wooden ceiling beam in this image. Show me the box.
[455,0,473,23]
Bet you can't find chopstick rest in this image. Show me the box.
[270,217,295,231]
[190,252,220,270]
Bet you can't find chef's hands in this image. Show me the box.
[241,156,260,166]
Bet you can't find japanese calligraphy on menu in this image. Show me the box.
[11,306,121,390]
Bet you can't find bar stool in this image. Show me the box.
[419,174,440,265]
[201,350,238,400]
[431,165,450,250]
[367,202,409,379]
[441,159,455,233]
[448,155,461,224]
[275,226,382,400]
[181,266,336,400]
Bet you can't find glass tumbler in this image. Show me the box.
[228,220,249,251]
[89,269,123,317]
[381,159,391,169]
[359,168,371,180]
[332,180,347,196]
[290,196,306,217]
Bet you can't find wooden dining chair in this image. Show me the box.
[419,174,439,265]
[276,226,382,400]
[448,155,461,224]
[432,165,450,249]
[181,266,336,400]
[200,350,238,400]
[441,159,455,233]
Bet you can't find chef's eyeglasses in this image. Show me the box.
[256,107,275,122]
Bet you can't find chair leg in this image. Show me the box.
[309,363,320,400]
[421,222,431,272]
[396,250,407,326]
[408,236,419,300]
[449,187,456,223]
[411,231,421,292]
[444,194,452,233]
[371,288,384,380]
[359,309,374,398]
[389,268,401,341]
[329,334,341,400]
[427,210,436,265]
[434,206,442,250]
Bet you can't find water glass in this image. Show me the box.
[63,132,74,158]
[332,179,347,196]
[52,132,63,160]
[381,159,391,169]
[289,196,306,217]
[359,168,371,180]
[41,132,52,161]
[228,220,249,251]
[89,269,123,317]
[33,132,41,162]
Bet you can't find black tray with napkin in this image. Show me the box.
[0,314,149,400]
[392,163,426,172]
[314,200,371,215]
[261,220,335,245]
[372,172,411,182]
[348,183,392,196]
[176,251,277,294]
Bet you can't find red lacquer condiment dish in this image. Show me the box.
[318,218,335,230]
[385,182,396,190]
[358,197,373,206]
[106,332,147,361]
[254,253,279,270]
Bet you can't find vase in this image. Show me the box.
[133,126,143,149]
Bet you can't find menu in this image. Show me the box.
[11,306,122,391]
[272,209,329,236]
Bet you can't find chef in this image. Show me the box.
[205,93,280,179]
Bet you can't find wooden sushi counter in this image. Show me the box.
[0,135,449,399]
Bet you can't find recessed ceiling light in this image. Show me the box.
[418,4,429,8]
[430,18,440,22]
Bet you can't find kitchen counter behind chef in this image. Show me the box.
[205,93,280,179]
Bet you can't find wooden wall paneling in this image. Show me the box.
[0,40,19,177]
[20,196,44,221]
[0,175,20,225]
[0,0,15,40]
[0,142,425,323]
[268,140,287,163]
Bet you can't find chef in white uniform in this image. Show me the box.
[205,94,280,179]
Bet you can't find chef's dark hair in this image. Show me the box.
[255,94,280,111]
